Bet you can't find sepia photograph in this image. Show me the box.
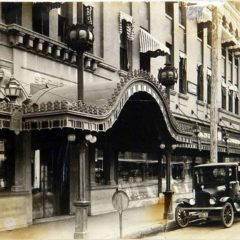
[0,0,239,239]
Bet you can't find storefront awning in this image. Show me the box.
[139,28,170,57]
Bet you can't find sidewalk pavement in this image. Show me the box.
[0,192,193,240]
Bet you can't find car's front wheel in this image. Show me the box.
[221,202,234,228]
[175,204,189,228]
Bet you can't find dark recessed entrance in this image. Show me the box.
[107,92,173,152]
[32,130,70,219]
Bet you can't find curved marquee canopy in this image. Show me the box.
[23,70,193,144]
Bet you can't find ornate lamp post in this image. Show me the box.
[5,77,21,103]
[66,18,94,239]
[158,63,178,105]
[158,62,178,220]
[66,23,94,100]
[193,123,202,151]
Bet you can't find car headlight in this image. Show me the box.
[189,198,195,205]
[209,198,216,205]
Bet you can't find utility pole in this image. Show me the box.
[210,6,222,163]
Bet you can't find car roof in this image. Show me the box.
[195,162,238,168]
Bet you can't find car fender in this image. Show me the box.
[176,198,190,205]
[219,197,231,203]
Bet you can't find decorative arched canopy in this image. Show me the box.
[23,70,193,145]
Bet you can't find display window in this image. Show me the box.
[0,140,7,191]
[118,152,158,201]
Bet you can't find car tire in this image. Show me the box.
[175,203,189,228]
[221,202,234,228]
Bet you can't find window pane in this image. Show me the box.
[118,152,158,200]
[165,2,173,18]
[235,97,239,115]
[0,141,7,191]
[197,65,203,100]
[229,91,233,112]
[222,87,226,109]
[2,3,22,25]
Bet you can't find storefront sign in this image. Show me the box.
[187,81,197,95]
[112,190,129,211]
[34,73,64,87]
[112,190,129,239]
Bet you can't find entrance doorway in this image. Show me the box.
[32,143,70,219]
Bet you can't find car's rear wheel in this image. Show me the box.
[175,204,189,228]
[221,202,234,228]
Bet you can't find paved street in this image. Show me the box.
[144,218,240,240]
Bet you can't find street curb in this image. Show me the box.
[124,221,178,239]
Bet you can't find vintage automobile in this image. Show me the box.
[175,163,240,228]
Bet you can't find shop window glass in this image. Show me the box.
[2,2,22,25]
[179,57,187,94]
[0,141,8,191]
[118,152,158,201]
[95,149,104,185]
[32,3,49,36]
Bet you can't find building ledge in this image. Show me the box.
[6,24,77,65]
[178,93,189,100]
[170,89,177,96]
[196,100,206,107]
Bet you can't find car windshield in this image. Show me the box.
[194,166,236,188]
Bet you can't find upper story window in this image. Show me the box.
[228,53,233,83]
[222,47,226,82]
[2,3,22,25]
[207,25,212,46]
[119,12,134,71]
[179,2,186,27]
[197,23,203,40]
[207,72,211,104]
[235,57,239,87]
[140,52,150,72]
[235,96,239,115]
[229,90,233,112]
[120,20,130,71]
[58,14,66,42]
[165,2,174,18]
[166,42,173,65]
[32,3,50,36]
[179,56,187,94]
[197,65,204,101]
[222,87,226,109]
